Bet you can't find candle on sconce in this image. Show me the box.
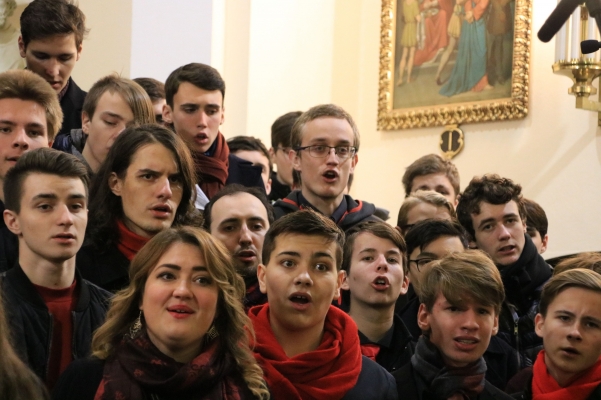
[555,22,568,62]
[571,6,581,60]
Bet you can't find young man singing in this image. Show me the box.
[250,210,397,399]
[392,251,513,399]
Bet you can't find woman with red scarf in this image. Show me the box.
[53,227,269,400]
[507,268,601,400]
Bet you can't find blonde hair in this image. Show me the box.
[0,70,63,140]
[91,227,269,399]
[419,250,505,315]
[553,252,601,276]
[397,190,457,232]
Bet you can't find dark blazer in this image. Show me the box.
[359,314,415,373]
[343,356,398,400]
[0,200,18,273]
[53,78,86,149]
[393,362,513,400]
[77,242,130,293]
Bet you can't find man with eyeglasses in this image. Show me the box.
[273,104,381,231]
[399,218,520,390]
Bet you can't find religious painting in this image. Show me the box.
[0,0,26,73]
[378,0,531,130]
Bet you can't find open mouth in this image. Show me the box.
[498,245,515,253]
[236,250,256,259]
[167,305,193,315]
[289,293,311,304]
[372,276,390,290]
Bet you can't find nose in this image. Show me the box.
[294,267,313,287]
[461,309,479,331]
[325,147,340,165]
[375,254,389,273]
[567,323,583,341]
[12,128,30,149]
[498,224,511,240]
[157,177,173,199]
[173,279,193,298]
[197,110,208,127]
[239,224,252,245]
[45,58,60,78]
[57,204,74,226]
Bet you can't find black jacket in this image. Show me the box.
[0,200,18,273]
[358,314,415,373]
[53,129,86,158]
[268,171,291,202]
[399,296,520,389]
[497,234,552,368]
[52,78,86,149]
[226,154,266,194]
[273,190,381,231]
[392,362,513,400]
[0,265,111,382]
[344,356,398,399]
[77,242,130,293]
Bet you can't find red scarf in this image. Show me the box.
[192,132,229,199]
[248,304,362,400]
[116,219,150,261]
[95,330,251,400]
[532,350,601,400]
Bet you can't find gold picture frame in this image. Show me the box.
[378,0,531,130]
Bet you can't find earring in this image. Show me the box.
[128,311,143,339]
[205,324,219,343]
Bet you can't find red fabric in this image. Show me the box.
[192,132,229,199]
[413,10,449,66]
[248,304,362,400]
[360,344,380,361]
[33,279,78,389]
[532,350,601,400]
[116,219,150,261]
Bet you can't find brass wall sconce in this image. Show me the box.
[553,3,601,125]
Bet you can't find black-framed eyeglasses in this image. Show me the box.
[295,145,357,160]
[409,258,436,271]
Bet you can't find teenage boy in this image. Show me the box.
[55,75,155,172]
[457,174,553,367]
[522,198,549,255]
[251,210,398,399]
[273,104,380,231]
[19,0,87,142]
[402,153,461,208]
[401,219,519,390]
[1,148,111,389]
[77,124,201,292]
[0,69,61,273]
[268,111,302,202]
[392,251,513,400]
[506,268,601,399]
[162,63,263,208]
[341,221,415,372]
[397,190,456,235]
[227,135,272,195]
[204,184,274,309]
[133,77,166,124]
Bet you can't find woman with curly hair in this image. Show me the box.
[53,227,269,400]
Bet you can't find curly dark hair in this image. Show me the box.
[456,174,524,239]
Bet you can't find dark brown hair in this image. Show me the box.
[227,136,272,173]
[20,0,88,48]
[165,63,225,108]
[522,198,548,238]
[271,111,302,148]
[553,252,601,276]
[402,154,460,198]
[132,77,166,103]
[539,268,601,317]
[4,148,89,214]
[262,209,345,270]
[203,184,275,230]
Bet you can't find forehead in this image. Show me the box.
[473,200,520,222]
[0,98,47,125]
[94,90,133,114]
[173,82,223,106]
[26,33,79,53]
[271,233,338,259]
[300,117,354,145]
[352,231,398,253]
[126,143,178,174]
[21,173,86,200]
[233,150,269,168]
[210,192,268,226]
[421,235,465,257]
[152,241,206,271]
[547,287,601,314]
[411,173,454,192]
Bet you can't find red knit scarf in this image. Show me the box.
[192,132,229,199]
[248,304,362,400]
[95,330,250,400]
[532,350,601,400]
[116,219,150,261]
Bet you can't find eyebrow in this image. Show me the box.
[313,251,334,260]
[308,138,352,145]
[476,217,497,230]
[0,120,45,129]
[31,193,86,201]
[415,251,438,259]
[100,111,125,120]
[157,264,208,272]
[359,248,401,255]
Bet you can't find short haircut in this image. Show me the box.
[343,221,408,275]
[165,63,225,108]
[290,104,360,152]
[522,198,548,238]
[271,111,302,148]
[539,268,601,317]
[132,77,165,103]
[83,74,155,125]
[404,219,468,257]
[402,154,460,198]
[4,148,89,214]
[88,124,201,248]
[397,190,457,232]
[0,69,63,140]
[553,252,601,276]
[20,0,88,48]
[420,250,505,315]
[203,184,275,230]
[456,174,525,239]
[262,209,345,270]
[227,136,273,173]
